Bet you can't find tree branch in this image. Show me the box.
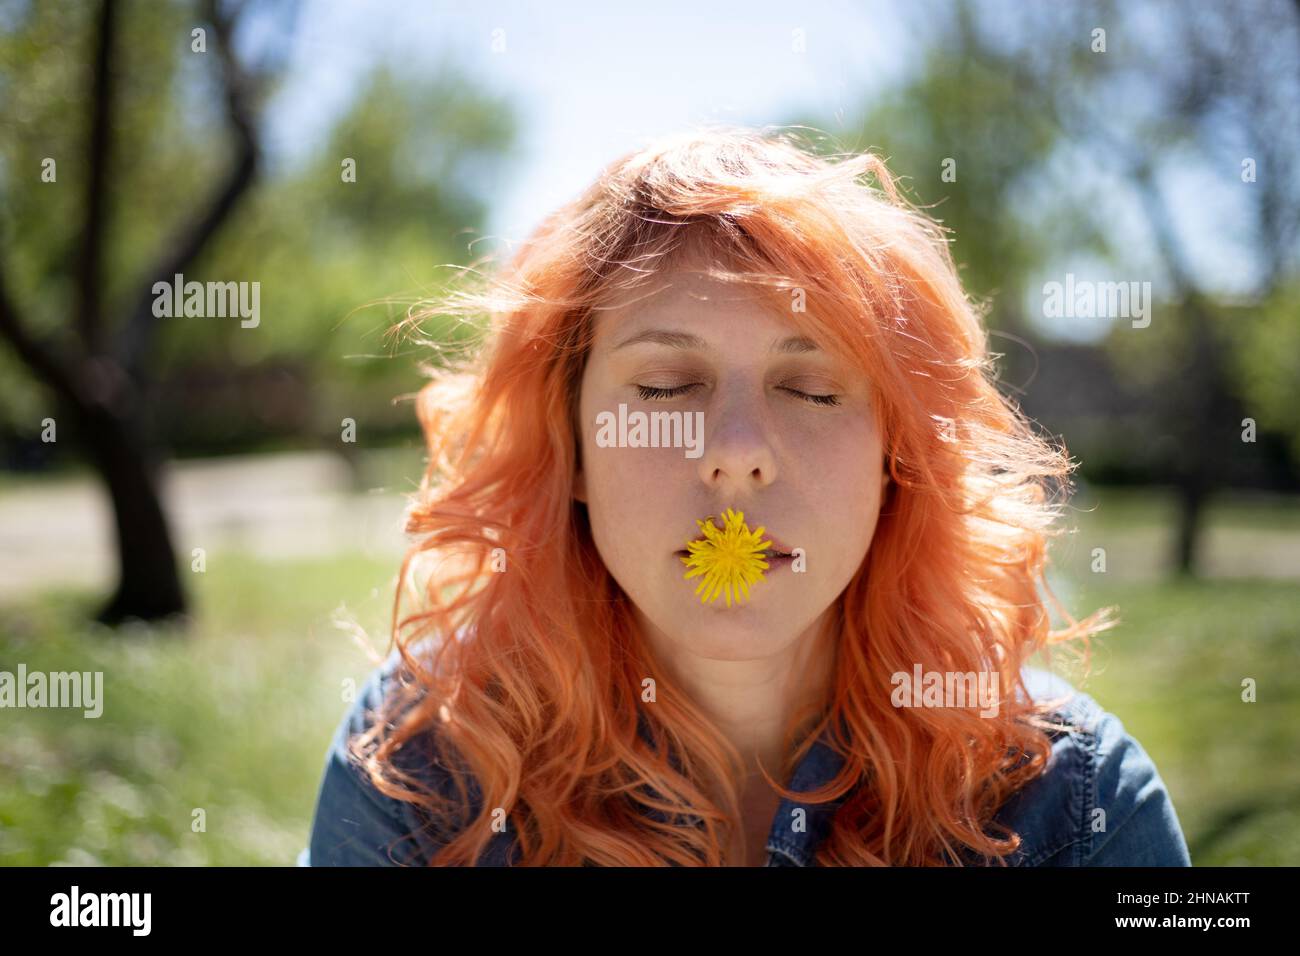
[115,0,262,381]
[77,0,119,354]
[0,258,86,410]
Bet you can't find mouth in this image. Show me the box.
[675,517,795,559]
[758,535,795,558]
[674,510,795,605]
[673,547,793,557]
[673,546,794,583]
[674,540,796,559]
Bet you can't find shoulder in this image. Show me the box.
[990,666,1192,867]
[304,642,472,866]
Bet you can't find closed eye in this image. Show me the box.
[634,383,840,407]
[635,384,699,401]
[782,387,841,407]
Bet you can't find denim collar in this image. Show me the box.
[762,728,850,866]
[632,707,850,866]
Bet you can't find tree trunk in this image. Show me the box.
[1173,474,1206,578]
[1167,297,1224,578]
[74,394,187,625]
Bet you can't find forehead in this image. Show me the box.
[590,267,796,350]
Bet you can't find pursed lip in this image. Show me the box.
[674,525,795,556]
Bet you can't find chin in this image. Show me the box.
[666,602,800,653]
[681,631,795,661]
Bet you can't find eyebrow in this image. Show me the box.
[611,328,821,355]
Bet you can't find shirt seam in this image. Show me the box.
[1019,720,1098,866]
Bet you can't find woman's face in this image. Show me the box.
[573,265,889,662]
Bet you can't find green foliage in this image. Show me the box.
[0,1,519,453]
[792,10,1087,329]
[1224,280,1300,463]
[792,0,1299,477]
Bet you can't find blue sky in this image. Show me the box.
[251,0,1267,342]
[263,0,912,242]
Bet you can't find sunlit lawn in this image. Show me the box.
[1036,485,1300,866]
[0,551,400,865]
[1,484,1297,865]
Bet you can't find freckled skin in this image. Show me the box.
[572,266,889,663]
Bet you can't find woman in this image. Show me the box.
[303,125,1192,867]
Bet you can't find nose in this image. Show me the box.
[695,386,778,494]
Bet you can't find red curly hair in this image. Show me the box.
[355,124,1115,866]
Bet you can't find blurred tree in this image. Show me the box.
[800,0,1300,576]
[126,63,516,477]
[795,2,1072,334]
[1228,276,1300,465]
[0,0,296,624]
[0,0,519,623]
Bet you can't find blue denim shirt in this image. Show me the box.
[301,648,1192,867]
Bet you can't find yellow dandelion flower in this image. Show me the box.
[679,507,773,607]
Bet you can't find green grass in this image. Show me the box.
[1,485,1297,865]
[1033,576,1300,866]
[0,551,402,865]
[1036,487,1300,864]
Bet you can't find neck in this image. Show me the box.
[642,605,839,789]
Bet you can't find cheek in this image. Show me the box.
[815,425,885,544]
[582,450,686,595]
[585,445,683,515]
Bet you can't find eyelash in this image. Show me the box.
[634,383,841,407]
